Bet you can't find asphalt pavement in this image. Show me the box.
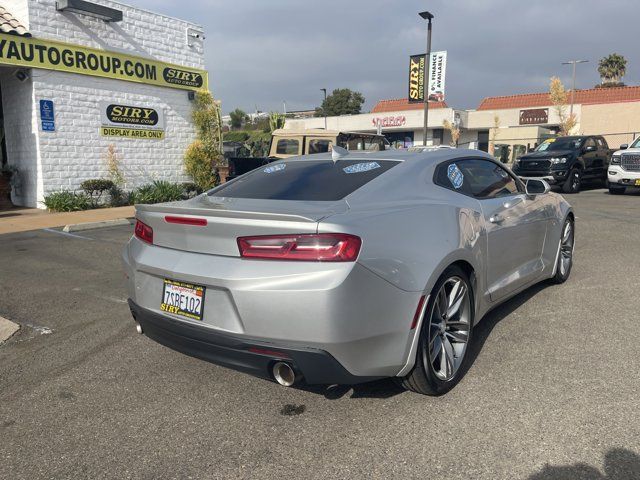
[1,187,639,479]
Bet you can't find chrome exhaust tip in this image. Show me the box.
[272,362,298,387]
[135,322,143,334]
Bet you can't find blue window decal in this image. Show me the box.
[264,163,286,174]
[447,163,464,189]
[343,162,380,174]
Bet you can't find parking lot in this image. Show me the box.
[1,187,639,479]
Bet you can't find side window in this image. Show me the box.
[435,159,521,199]
[307,138,333,154]
[584,137,596,149]
[275,138,300,155]
[596,138,605,149]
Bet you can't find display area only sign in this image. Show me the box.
[39,99,55,132]
[100,102,165,140]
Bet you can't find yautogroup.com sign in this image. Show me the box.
[0,33,207,91]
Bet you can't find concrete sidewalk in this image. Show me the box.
[0,206,135,235]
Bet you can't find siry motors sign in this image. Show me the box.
[100,102,165,139]
[408,51,447,103]
[519,108,549,125]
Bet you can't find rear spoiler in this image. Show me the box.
[135,202,320,223]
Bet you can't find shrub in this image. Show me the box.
[44,191,91,212]
[223,131,250,143]
[131,180,184,205]
[81,178,115,206]
[184,140,217,191]
[108,185,135,207]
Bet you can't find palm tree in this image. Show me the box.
[598,53,627,85]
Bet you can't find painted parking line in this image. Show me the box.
[42,228,92,240]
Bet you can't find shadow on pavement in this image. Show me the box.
[298,281,551,400]
[528,448,640,480]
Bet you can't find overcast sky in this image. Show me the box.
[134,0,640,114]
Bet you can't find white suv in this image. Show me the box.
[608,137,640,194]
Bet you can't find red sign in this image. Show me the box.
[372,116,406,128]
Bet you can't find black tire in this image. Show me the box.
[550,216,575,284]
[400,265,474,396]
[562,168,581,194]
[609,185,625,195]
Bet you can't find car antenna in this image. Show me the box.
[332,145,349,163]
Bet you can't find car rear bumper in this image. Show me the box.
[128,300,382,385]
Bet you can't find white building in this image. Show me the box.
[0,0,207,207]
[285,98,461,148]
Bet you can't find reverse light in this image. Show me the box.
[134,219,153,244]
[237,233,361,262]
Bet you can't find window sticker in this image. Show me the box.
[264,163,286,174]
[343,162,381,174]
[447,163,464,189]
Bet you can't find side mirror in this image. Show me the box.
[620,144,628,150]
[525,178,550,196]
[584,145,597,153]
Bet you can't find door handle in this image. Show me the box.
[489,213,505,224]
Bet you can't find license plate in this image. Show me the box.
[635,179,640,186]
[161,279,205,321]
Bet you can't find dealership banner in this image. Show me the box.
[408,51,447,103]
[99,102,165,140]
[0,33,208,91]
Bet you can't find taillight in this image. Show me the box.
[237,233,361,262]
[134,219,153,244]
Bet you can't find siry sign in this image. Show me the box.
[100,102,165,140]
[372,116,406,128]
[519,108,549,125]
[408,51,447,104]
[0,33,207,91]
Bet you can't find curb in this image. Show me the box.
[63,217,133,232]
[0,316,20,343]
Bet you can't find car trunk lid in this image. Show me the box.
[135,195,348,257]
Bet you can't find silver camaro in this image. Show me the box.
[123,148,574,395]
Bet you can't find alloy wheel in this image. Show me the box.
[571,170,581,192]
[425,276,471,381]
[559,220,574,277]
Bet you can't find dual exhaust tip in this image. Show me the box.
[272,361,300,387]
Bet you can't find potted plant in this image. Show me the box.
[0,164,16,209]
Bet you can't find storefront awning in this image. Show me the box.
[0,6,30,37]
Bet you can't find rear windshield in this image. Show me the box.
[210,159,399,201]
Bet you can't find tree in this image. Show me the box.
[549,77,577,136]
[315,88,365,117]
[184,90,223,190]
[598,53,627,86]
[229,108,248,130]
[442,119,460,147]
[489,114,500,155]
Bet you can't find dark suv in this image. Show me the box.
[512,135,612,193]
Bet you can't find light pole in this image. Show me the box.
[561,59,588,118]
[320,88,327,129]
[419,10,434,146]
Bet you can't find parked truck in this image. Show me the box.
[608,137,640,194]
[226,129,390,181]
[512,135,613,193]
